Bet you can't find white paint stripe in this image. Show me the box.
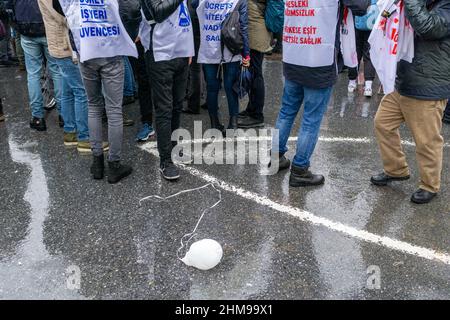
[140,144,450,266]
[145,136,450,148]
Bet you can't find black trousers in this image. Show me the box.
[348,29,376,81]
[245,49,265,121]
[145,51,190,164]
[129,42,153,124]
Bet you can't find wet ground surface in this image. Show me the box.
[0,60,449,300]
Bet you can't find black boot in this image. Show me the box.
[268,152,291,173]
[209,114,225,136]
[227,116,238,129]
[411,189,437,204]
[107,161,133,184]
[289,164,325,187]
[90,154,104,180]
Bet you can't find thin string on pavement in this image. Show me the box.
[139,183,222,260]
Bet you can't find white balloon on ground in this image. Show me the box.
[181,239,223,271]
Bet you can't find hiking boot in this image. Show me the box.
[30,117,47,131]
[411,189,437,204]
[64,132,78,146]
[289,164,325,187]
[159,161,180,181]
[77,141,109,154]
[107,161,133,184]
[269,152,291,173]
[90,154,104,180]
[238,115,265,128]
[123,114,135,126]
[370,172,410,186]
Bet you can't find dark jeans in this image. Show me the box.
[203,61,240,118]
[145,51,189,164]
[348,29,376,81]
[245,50,265,121]
[129,42,153,124]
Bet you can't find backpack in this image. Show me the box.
[354,0,379,31]
[14,0,46,37]
[220,0,244,58]
[265,0,284,34]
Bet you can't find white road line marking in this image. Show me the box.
[139,139,450,266]
[144,135,450,148]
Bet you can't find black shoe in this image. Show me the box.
[122,96,135,106]
[123,115,135,126]
[107,161,132,184]
[370,172,410,186]
[209,114,225,136]
[269,152,291,172]
[227,116,238,130]
[289,165,325,187]
[58,115,64,128]
[182,106,200,114]
[90,154,104,180]
[411,188,437,204]
[238,110,250,119]
[159,162,180,181]
[237,115,265,128]
[30,117,47,131]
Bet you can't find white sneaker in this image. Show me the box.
[364,86,373,97]
[348,80,357,93]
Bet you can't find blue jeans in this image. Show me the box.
[21,36,62,118]
[123,56,136,97]
[274,79,333,168]
[203,62,240,117]
[55,57,89,141]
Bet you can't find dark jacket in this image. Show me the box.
[283,0,370,89]
[118,0,142,41]
[192,0,250,58]
[8,0,46,37]
[396,0,450,100]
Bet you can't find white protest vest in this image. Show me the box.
[368,0,414,94]
[197,0,241,64]
[151,0,195,62]
[138,10,151,52]
[283,0,339,67]
[59,0,137,63]
[340,7,358,68]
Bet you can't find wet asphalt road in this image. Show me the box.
[0,59,449,300]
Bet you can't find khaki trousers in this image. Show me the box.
[374,91,446,193]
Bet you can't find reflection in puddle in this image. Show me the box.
[0,136,83,299]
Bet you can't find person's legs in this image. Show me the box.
[55,58,76,142]
[80,59,104,157]
[222,61,240,128]
[203,64,221,118]
[348,29,365,92]
[273,79,304,156]
[21,35,45,119]
[239,50,265,128]
[292,86,333,168]
[186,56,202,113]
[171,58,190,136]
[123,56,136,99]
[373,91,409,177]
[43,38,62,114]
[146,52,176,164]
[400,95,446,194]
[100,57,125,162]
[59,58,89,142]
[14,31,25,68]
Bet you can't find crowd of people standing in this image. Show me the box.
[0,0,449,205]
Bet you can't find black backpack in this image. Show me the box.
[14,0,46,37]
[220,0,243,59]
